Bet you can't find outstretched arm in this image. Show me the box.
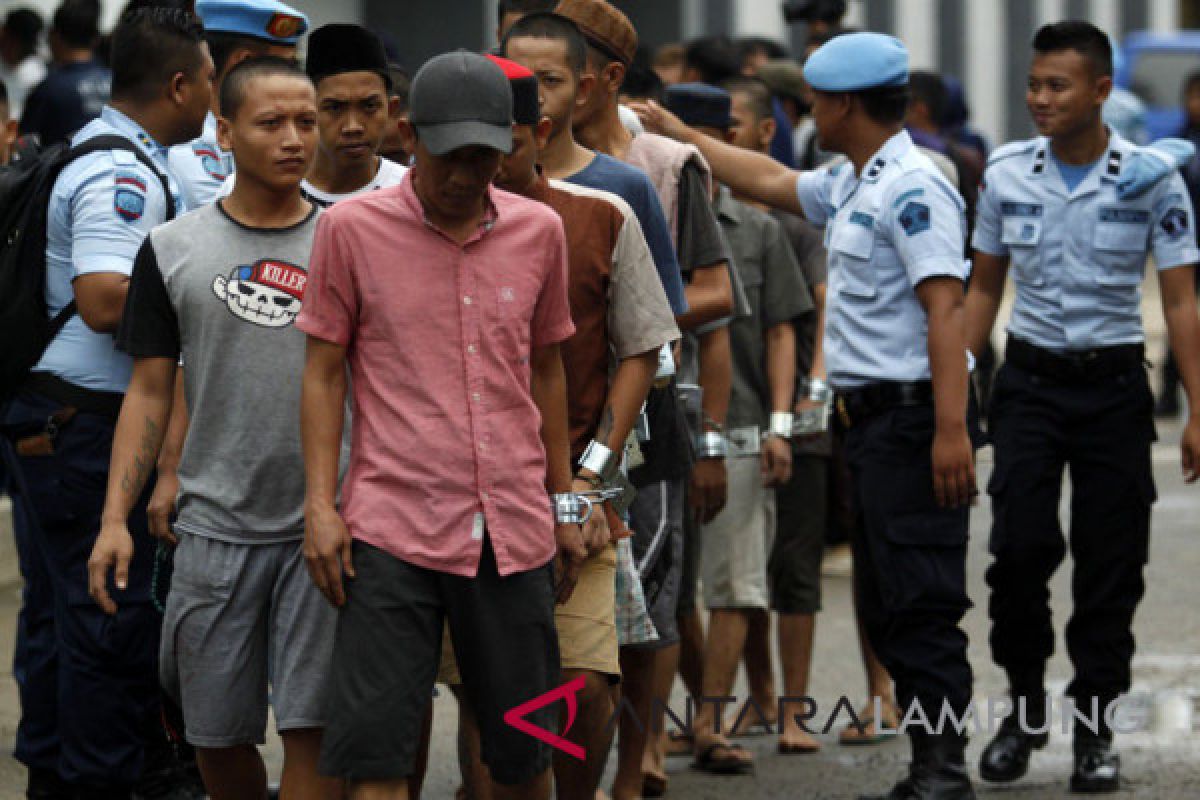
[632,99,807,216]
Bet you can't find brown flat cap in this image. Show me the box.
[555,0,637,66]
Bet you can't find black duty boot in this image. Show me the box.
[1070,735,1120,793]
[979,700,1049,783]
[859,733,976,800]
[26,768,71,800]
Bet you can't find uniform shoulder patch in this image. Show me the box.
[1160,207,1189,239]
[898,201,931,236]
[113,169,147,222]
[986,138,1039,168]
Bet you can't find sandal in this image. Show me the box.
[839,704,900,746]
[692,741,754,775]
[641,771,668,797]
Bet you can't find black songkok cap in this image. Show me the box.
[305,23,393,89]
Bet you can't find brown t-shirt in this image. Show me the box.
[526,176,680,458]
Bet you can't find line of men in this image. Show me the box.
[0,3,1198,800]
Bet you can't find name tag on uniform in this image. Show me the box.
[1098,207,1150,224]
[1000,201,1043,217]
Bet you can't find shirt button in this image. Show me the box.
[472,392,481,402]
[481,491,490,502]
[479,442,487,451]
[467,344,477,354]
[463,296,473,305]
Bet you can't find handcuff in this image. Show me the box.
[552,487,626,525]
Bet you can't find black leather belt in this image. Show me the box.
[1005,335,1144,384]
[835,380,933,428]
[22,372,124,419]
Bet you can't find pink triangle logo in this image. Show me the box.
[502,675,587,761]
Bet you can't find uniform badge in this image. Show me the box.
[192,145,228,181]
[114,189,145,221]
[898,201,931,236]
[265,12,304,39]
[1160,207,1189,239]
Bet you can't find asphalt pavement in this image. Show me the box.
[0,279,1196,799]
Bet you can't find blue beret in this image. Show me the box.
[664,82,733,131]
[802,32,908,92]
[195,0,309,45]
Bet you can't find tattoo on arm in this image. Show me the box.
[119,416,160,499]
[596,405,615,443]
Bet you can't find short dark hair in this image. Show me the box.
[908,70,947,124]
[737,36,789,65]
[219,55,310,118]
[685,35,740,85]
[0,78,9,117]
[52,0,99,49]
[723,75,773,122]
[502,12,588,77]
[110,7,206,103]
[1032,20,1112,77]
[2,9,44,58]
[497,0,557,25]
[621,50,664,102]
[857,84,910,125]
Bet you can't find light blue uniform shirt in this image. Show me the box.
[168,111,232,209]
[795,130,970,389]
[34,105,183,393]
[973,133,1200,352]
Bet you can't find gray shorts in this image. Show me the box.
[627,477,685,649]
[160,533,335,748]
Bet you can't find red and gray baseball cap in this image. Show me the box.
[410,50,513,156]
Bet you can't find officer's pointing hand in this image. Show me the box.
[931,424,976,508]
[88,521,135,615]
[629,99,689,144]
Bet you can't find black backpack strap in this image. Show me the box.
[67,133,177,220]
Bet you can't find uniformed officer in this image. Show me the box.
[635,32,980,800]
[0,9,211,798]
[965,21,1200,794]
[167,0,307,208]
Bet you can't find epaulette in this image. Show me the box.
[986,138,1040,168]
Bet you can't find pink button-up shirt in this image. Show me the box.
[297,173,575,577]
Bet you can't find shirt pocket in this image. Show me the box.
[1092,217,1149,281]
[830,220,877,299]
[1000,216,1045,287]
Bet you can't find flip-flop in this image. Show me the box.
[641,772,668,797]
[839,713,899,746]
[692,742,754,775]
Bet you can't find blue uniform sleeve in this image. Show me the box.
[886,172,968,287]
[637,178,689,315]
[971,166,1007,256]
[1150,172,1200,271]
[795,166,836,227]
[68,155,167,278]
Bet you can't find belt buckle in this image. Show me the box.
[835,396,852,429]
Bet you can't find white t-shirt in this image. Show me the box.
[300,156,408,207]
[0,55,48,119]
